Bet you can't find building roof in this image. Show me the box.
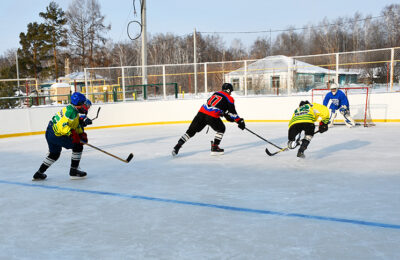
[227,55,358,76]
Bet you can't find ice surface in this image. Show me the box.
[0,123,399,259]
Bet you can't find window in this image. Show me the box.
[272,76,280,89]
[246,77,252,89]
[232,78,240,89]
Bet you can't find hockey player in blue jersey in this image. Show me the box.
[323,83,355,127]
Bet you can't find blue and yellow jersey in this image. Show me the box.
[51,104,84,136]
[288,103,329,128]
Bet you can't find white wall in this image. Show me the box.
[1,92,399,136]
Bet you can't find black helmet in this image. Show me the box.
[299,100,311,107]
[222,83,233,93]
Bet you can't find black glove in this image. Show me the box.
[237,118,245,130]
[79,116,93,127]
[319,121,328,133]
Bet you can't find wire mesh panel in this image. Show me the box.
[293,54,337,92]
[81,47,400,106]
[207,61,245,94]
[339,48,392,88]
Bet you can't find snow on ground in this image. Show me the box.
[0,123,399,259]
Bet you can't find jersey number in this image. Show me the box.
[207,95,222,107]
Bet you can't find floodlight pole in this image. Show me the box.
[141,0,148,85]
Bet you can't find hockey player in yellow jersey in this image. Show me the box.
[32,92,92,180]
[288,101,329,158]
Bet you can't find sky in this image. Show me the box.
[0,0,398,55]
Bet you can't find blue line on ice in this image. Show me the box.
[1,179,399,230]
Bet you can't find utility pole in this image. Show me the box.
[141,0,148,85]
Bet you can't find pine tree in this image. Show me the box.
[18,22,51,79]
[40,1,68,80]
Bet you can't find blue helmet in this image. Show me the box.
[71,92,86,106]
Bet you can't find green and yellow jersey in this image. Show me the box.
[288,103,329,128]
[51,104,84,136]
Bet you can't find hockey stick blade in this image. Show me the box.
[126,153,134,163]
[91,107,101,121]
[265,147,288,156]
[265,130,320,156]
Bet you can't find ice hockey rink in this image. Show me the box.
[0,123,399,259]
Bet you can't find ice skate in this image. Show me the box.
[32,171,47,181]
[211,141,224,155]
[297,150,305,159]
[172,144,181,156]
[70,168,87,180]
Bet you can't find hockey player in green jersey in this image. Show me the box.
[32,92,92,180]
[288,101,329,158]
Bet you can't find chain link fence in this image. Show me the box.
[1,47,400,109]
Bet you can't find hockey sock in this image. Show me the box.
[71,151,82,169]
[178,133,190,146]
[38,152,60,173]
[213,132,224,146]
[298,135,312,152]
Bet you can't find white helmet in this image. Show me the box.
[330,83,339,90]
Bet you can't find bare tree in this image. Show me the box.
[250,37,271,59]
[66,0,110,69]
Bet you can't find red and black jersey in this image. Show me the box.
[199,91,241,122]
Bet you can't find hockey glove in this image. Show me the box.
[339,105,349,116]
[319,121,328,133]
[79,132,88,143]
[79,115,93,127]
[70,129,81,144]
[237,118,245,130]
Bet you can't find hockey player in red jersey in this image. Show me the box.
[32,92,92,181]
[172,83,245,156]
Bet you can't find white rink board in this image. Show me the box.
[0,92,399,136]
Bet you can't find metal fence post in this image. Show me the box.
[244,60,248,96]
[84,68,88,98]
[336,53,339,84]
[204,63,208,94]
[121,66,126,102]
[390,48,394,92]
[162,65,166,99]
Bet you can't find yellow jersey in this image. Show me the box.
[288,103,329,128]
[51,104,84,136]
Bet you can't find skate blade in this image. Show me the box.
[210,151,224,156]
[32,178,46,181]
[70,176,87,180]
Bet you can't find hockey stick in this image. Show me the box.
[245,127,283,149]
[265,130,321,156]
[81,141,134,163]
[91,107,101,121]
